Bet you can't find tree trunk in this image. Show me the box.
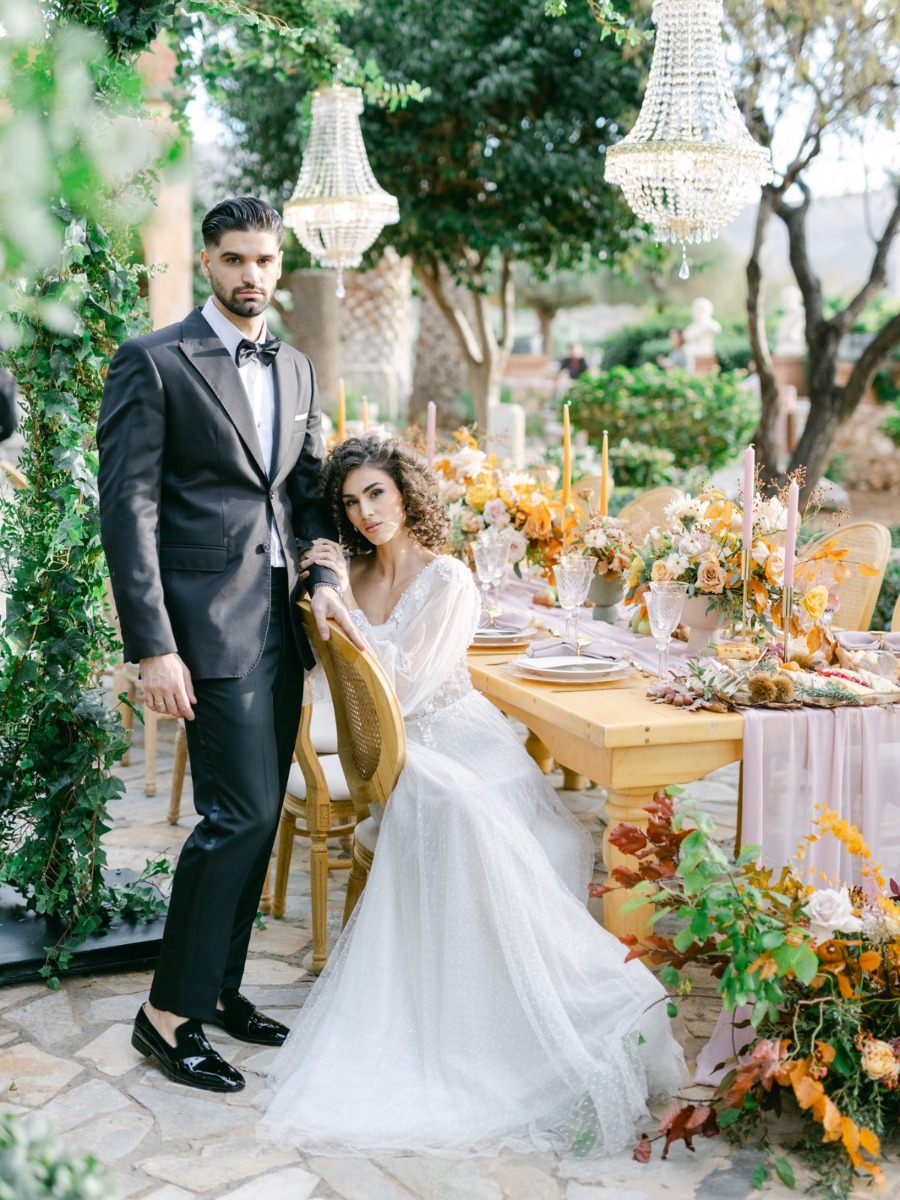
[413,250,517,432]
[746,186,782,483]
[535,306,556,357]
[779,182,900,502]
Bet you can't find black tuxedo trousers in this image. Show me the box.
[149,570,303,1019]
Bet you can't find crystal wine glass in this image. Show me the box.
[472,538,507,625]
[648,581,688,680]
[554,554,597,644]
[487,526,514,609]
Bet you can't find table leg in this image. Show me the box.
[561,767,587,791]
[600,785,658,942]
[524,731,554,774]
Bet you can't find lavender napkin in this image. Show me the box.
[527,636,625,661]
[836,631,900,653]
[477,610,532,633]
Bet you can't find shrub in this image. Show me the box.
[566,364,759,477]
[0,1113,118,1200]
[870,558,900,631]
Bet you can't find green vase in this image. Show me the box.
[588,574,624,624]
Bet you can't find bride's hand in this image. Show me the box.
[300,538,350,593]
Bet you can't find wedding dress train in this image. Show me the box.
[258,556,686,1157]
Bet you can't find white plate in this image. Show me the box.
[474,626,532,638]
[514,654,624,672]
[506,661,634,685]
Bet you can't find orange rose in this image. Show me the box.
[524,503,553,540]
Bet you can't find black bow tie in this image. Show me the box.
[235,337,281,368]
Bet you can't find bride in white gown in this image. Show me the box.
[257,436,686,1158]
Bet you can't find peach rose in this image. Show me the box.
[650,559,674,582]
[696,561,727,594]
[860,1038,900,1084]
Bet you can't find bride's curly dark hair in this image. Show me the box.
[320,435,449,555]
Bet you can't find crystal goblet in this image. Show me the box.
[472,537,507,625]
[648,581,688,680]
[555,554,597,644]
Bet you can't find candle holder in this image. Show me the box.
[741,547,751,640]
[781,584,794,664]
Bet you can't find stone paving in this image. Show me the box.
[2,710,898,1200]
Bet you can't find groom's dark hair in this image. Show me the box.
[201,196,284,247]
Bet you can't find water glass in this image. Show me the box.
[555,554,597,643]
[648,581,688,680]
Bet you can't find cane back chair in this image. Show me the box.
[799,521,891,632]
[298,601,406,929]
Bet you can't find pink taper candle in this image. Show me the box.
[425,401,436,469]
[600,430,609,516]
[742,445,755,550]
[782,480,799,590]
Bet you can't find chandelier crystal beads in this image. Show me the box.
[605,0,773,277]
[284,85,399,298]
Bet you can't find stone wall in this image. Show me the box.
[833,403,900,491]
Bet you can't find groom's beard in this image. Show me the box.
[210,279,272,319]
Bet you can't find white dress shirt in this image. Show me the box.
[201,297,286,567]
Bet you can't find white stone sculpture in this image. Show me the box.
[774,286,806,357]
[683,297,721,358]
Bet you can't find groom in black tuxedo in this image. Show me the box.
[98,196,361,1092]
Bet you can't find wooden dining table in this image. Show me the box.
[467,648,744,939]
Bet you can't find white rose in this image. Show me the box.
[584,528,607,551]
[803,887,862,944]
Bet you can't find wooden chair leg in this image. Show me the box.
[143,707,158,796]
[310,834,329,974]
[259,861,273,915]
[342,847,370,929]
[167,721,187,824]
[272,811,296,920]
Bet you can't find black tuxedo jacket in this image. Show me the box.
[97,307,338,677]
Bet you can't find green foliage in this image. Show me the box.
[0,1112,118,1200]
[0,209,158,974]
[879,403,900,447]
[567,365,760,479]
[869,558,900,631]
[214,0,648,274]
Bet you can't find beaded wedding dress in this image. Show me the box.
[258,556,686,1157]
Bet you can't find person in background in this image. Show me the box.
[556,341,590,381]
[656,328,690,371]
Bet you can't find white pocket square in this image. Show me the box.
[294,413,308,422]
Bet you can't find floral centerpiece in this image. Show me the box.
[574,511,636,580]
[434,430,577,577]
[624,488,783,630]
[603,795,900,1196]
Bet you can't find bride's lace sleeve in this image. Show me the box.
[350,557,479,717]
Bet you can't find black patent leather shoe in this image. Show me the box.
[210,988,289,1046]
[131,1006,245,1092]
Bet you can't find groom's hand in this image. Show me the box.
[310,586,367,650]
[140,652,196,720]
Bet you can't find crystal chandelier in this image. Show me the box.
[605,0,773,278]
[284,85,399,298]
